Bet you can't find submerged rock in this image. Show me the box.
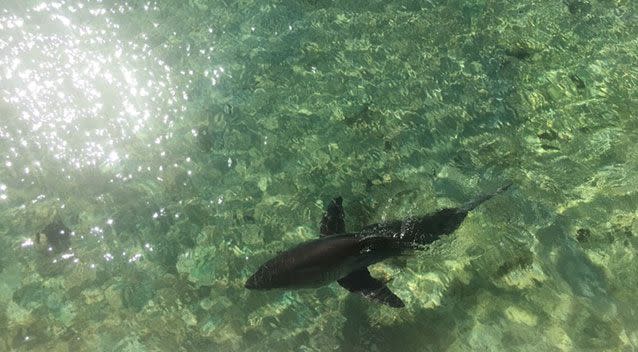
[35,218,72,254]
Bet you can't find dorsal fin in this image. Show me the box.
[319,196,346,236]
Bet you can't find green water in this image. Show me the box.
[1,0,637,351]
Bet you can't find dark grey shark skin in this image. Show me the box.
[245,182,512,305]
[358,181,513,245]
[319,197,406,308]
[244,234,415,290]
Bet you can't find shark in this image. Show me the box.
[245,182,512,308]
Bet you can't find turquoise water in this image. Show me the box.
[1,0,637,351]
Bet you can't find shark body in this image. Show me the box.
[245,182,512,308]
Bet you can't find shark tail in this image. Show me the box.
[460,181,513,213]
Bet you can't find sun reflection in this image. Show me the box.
[0,1,181,170]
[0,1,211,280]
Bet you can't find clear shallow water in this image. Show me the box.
[1,0,637,351]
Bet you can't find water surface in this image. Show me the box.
[1,1,637,351]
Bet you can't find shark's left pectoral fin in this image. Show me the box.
[338,268,405,308]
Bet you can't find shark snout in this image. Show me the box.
[245,269,273,290]
[244,274,259,289]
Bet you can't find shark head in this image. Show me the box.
[245,262,280,290]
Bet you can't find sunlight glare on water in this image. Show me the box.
[0,0,181,172]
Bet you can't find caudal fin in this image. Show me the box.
[460,181,513,213]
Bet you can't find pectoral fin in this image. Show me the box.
[320,197,405,307]
[338,268,405,308]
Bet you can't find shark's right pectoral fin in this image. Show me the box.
[337,268,405,308]
[320,197,405,307]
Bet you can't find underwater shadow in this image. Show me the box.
[535,219,611,309]
[338,275,485,352]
